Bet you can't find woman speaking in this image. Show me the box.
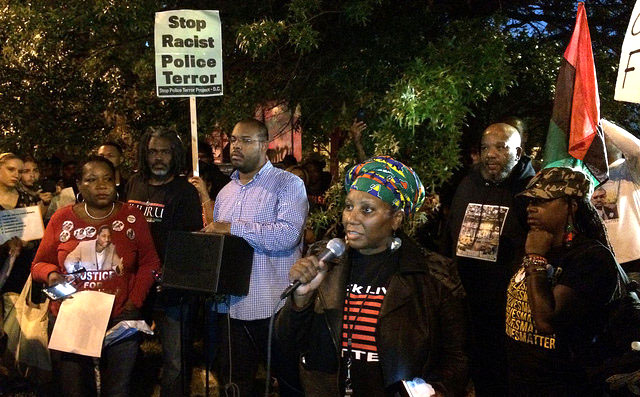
[276,156,468,397]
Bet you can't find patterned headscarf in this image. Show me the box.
[345,156,426,216]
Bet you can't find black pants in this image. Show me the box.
[50,335,139,397]
[157,299,195,397]
[48,312,140,397]
[467,312,508,396]
[216,316,303,397]
[216,317,269,396]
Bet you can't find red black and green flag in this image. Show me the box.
[543,2,608,189]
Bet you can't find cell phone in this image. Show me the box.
[42,282,77,300]
[355,108,366,122]
[399,378,436,397]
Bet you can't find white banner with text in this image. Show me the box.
[155,10,223,97]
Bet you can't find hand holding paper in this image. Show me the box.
[48,291,115,357]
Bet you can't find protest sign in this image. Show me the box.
[615,0,640,103]
[155,10,223,97]
[155,9,224,175]
[0,205,44,245]
[48,291,115,357]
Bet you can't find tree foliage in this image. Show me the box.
[471,0,639,150]
[0,0,637,186]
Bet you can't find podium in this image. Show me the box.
[162,231,254,295]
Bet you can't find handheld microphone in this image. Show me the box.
[280,238,346,300]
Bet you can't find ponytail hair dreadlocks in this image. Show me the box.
[571,196,614,255]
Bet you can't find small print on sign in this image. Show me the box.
[155,10,223,98]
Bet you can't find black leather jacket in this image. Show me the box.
[275,236,469,396]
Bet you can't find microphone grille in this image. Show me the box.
[326,238,346,256]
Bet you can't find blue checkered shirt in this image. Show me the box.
[213,161,308,320]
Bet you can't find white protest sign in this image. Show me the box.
[0,206,44,245]
[615,0,640,103]
[155,10,223,97]
[48,291,115,357]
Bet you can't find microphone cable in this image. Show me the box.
[265,239,344,396]
[221,296,240,397]
[264,296,282,397]
[264,294,305,397]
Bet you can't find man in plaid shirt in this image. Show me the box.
[204,118,308,395]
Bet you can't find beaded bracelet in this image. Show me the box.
[523,254,549,277]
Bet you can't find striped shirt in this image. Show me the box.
[342,289,385,356]
[213,161,308,320]
[340,249,396,396]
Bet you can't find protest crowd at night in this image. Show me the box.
[1,2,640,397]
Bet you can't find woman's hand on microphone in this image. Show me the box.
[289,255,328,307]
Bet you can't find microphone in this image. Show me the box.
[280,238,346,300]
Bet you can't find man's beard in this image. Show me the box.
[150,162,171,178]
[151,168,169,177]
[501,157,518,180]
[483,156,518,183]
[236,156,259,174]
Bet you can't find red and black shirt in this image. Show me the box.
[340,249,397,397]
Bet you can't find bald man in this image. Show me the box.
[444,123,535,396]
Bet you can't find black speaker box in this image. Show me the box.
[162,231,253,295]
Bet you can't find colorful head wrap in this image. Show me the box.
[345,156,426,216]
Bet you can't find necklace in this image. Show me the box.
[84,202,115,220]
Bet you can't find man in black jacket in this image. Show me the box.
[125,126,203,397]
[444,123,535,396]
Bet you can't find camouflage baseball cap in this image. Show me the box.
[517,167,592,200]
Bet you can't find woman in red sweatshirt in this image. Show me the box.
[32,156,160,397]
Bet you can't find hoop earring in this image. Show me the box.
[76,192,83,203]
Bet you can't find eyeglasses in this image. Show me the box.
[230,136,266,145]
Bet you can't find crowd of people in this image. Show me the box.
[0,115,639,397]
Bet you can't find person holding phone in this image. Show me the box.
[31,156,160,396]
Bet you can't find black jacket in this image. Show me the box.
[275,236,469,396]
[444,157,535,319]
